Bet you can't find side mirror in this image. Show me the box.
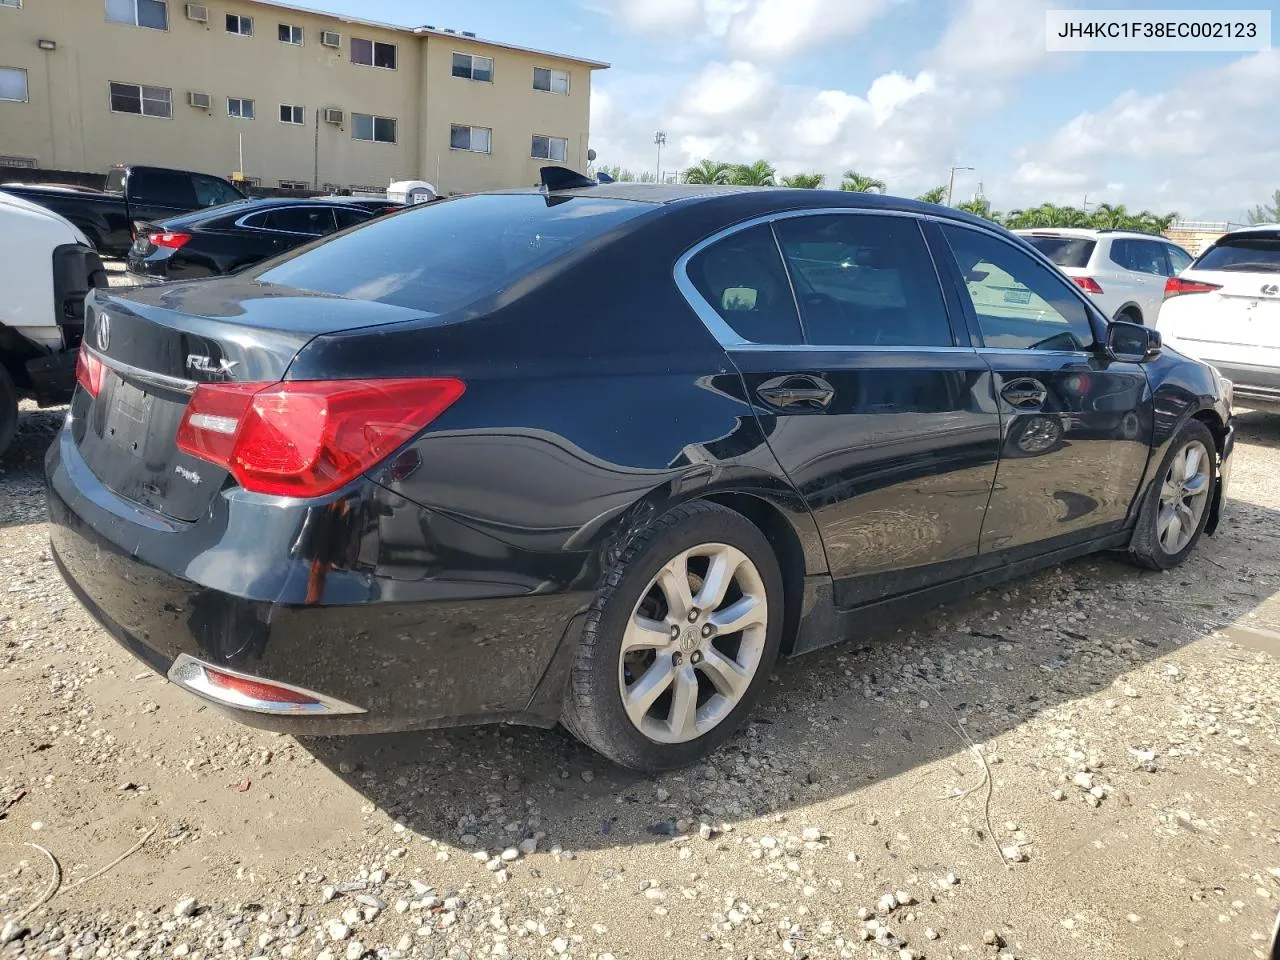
[1106,320,1161,362]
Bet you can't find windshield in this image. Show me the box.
[1194,235,1280,273]
[1023,235,1096,269]
[254,193,653,313]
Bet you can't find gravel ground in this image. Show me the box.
[1,388,1278,960]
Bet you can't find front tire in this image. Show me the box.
[1125,419,1216,570]
[562,501,784,772]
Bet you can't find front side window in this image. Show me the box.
[451,52,493,82]
[105,0,167,29]
[110,81,172,118]
[351,37,397,68]
[279,103,304,124]
[192,174,241,207]
[533,67,569,94]
[0,66,28,102]
[227,96,254,119]
[773,214,953,347]
[225,13,252,35]
[531,135,567,162]
[940,223,1095,351]
[352,112,397,143]
[687,223,804,345]
[450,124,491,154]
[278,23,302,44]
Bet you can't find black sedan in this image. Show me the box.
[48,171,1234,772]
[124,197,400,283]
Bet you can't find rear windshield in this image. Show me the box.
[1194,235,1280,273]
[1022,235,1096,268]
[254,193,652,313]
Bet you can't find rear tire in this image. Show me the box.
[0,364,18,459]
[1114,306,1143,325]
[1125,419,1216,570]
[562,501,784,772]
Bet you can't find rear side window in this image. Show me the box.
[265,207,337,235]
[941,224,1095,351]
[1166,245,1193,274]
[686,224,803,344]
[1022,235,1095,269]
[255,193,652,313]
[1110,238,1167,275]
[332,207,371,230]
[1193,235,1280,273]
[129,169,198,207]
[773,214,952,347]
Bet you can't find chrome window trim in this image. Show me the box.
[85,344,197,395]
[674,206,977,353]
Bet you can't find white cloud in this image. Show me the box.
[679,60,777,117]
[724,0,893,59]
[614,0,704,33]
[930,0,1055,78]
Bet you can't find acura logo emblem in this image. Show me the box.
[96,313,111,351]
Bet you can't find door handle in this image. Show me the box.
[1001,378,1048,409]
[756,377,835,410]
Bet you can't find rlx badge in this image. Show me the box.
[187,354,239,377]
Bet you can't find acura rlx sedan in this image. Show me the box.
[47,171,1234,771]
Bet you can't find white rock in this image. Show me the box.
[551,937,569,954]
[326,922,351,942]
[878,893,898,913]
[925,928,939,940]
[341,908,361,926]
[1002,845,1027,863]
[899,950,918,960]
[1052,788,1066,801]
[344,942,363,960]
[894,891,913,907]
[0,922,24,946]
[1072,772,1094,790]
[802,827,823,842]
[173,898,198,919]
[518,837,537,855]
[983,930,998,946]
[409,879,432,896]
[698,822,714,841]
[501,847,520,862]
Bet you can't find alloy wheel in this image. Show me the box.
[1156,439,1211,554]
[618,543,768,744]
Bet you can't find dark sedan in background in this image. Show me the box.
[49,170,1232,772]
[125,196,403,283]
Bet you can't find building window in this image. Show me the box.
[228,97,254,119]
[450,124,491,154]
[0,66,27,102]
[0,1,21,9]
[225,12,252,35]
[350,37,396,69]
[352,112,396,143]
[105,0,167,30]
[451,53,492,82]
[110,81,171,117]
[279,179,308,190]
[279,103,304,125]
[533,67,569,95]
[278,23,302,44]
[531,134,568,162]
[0,156,37,167]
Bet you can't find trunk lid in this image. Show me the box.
[1176,268,1280,353]
[74,280,430,521]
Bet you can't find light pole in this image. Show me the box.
[654,130,666,182]
[946,165,974,206]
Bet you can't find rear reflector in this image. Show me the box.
[1071,276,1104,294]
[166,653,365,715]
[1164,276,1222,299]
[175,377,465,497]
[75,341,106,398]
[148,231,192,250]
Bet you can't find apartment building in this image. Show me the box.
[0,0,607,194]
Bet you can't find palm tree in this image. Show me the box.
[957,197,999,222]
[730,160,776,187]
[781,173,825,189]
[915,186,946,204]
[840,170,886,193]
[682,159,733,185]
[1090,203,1130,230]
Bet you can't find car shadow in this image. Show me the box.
[0,403,63,530]
[300,491,1280,855]
[1234,408,1280,450]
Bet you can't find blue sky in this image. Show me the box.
[304,0,1278,219]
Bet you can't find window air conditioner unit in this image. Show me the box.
[187,90,212,109]
[323,107,344,124]
[185,3,208,22]
[320,30,340,47]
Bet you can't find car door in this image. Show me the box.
[680,211,1001,623]
[932,222,1153,558]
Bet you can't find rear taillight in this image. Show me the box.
[1072,276,1104,294]
[175,378,465,497]
[75,341,106,398]
[148,231,191,250]
[1164,276,1222,299]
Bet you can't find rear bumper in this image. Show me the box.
[45,424,589,735]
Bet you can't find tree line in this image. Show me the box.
[595,159,1183,234]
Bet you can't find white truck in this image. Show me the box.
[0,191,107,456]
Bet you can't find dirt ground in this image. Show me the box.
[1,395,1277,960]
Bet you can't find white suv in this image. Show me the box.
[1157,224,1280,414]
[1014,228,1193,326]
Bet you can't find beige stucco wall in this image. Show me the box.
[0,0,598,194]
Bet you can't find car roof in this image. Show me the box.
[1218,223,1280,237]
[1015,227,1172,241]
[158,195,375,227]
